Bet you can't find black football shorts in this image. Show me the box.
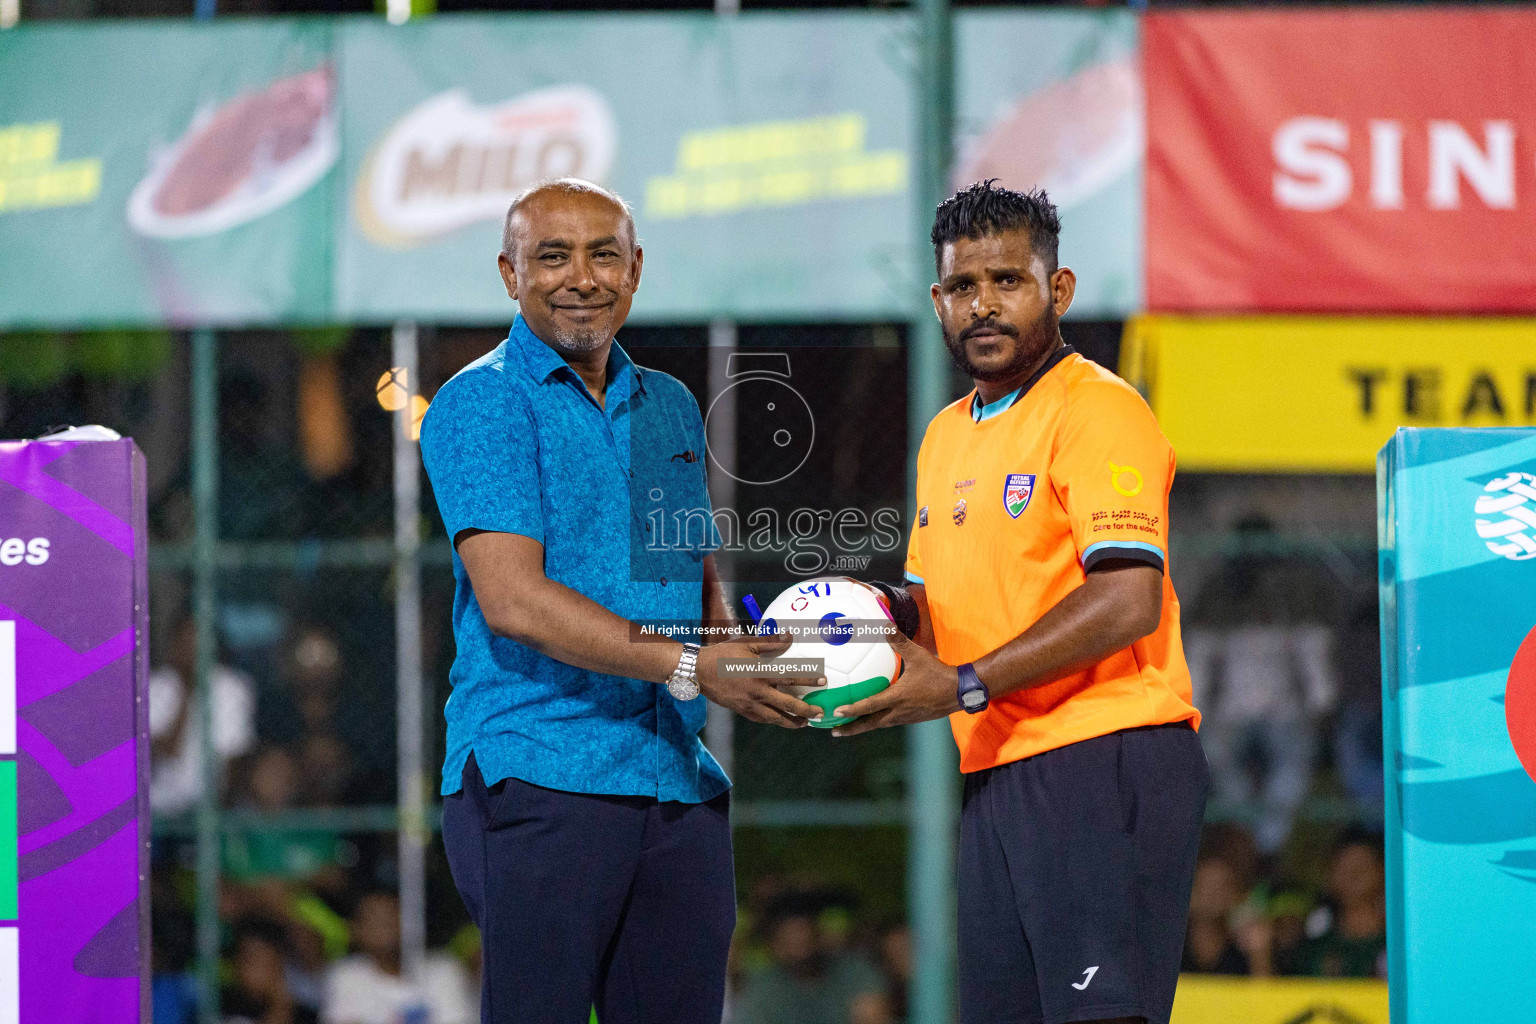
[957,721,1209,1024]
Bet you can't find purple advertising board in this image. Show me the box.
[0,439,150,1023]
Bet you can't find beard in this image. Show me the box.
[943,303,1059,382]
[546,324,610,354]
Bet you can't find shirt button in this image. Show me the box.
[659,577,668,586]
[645,522,651,532]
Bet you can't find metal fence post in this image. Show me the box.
[191,327,221,1024]
[703,0,740,786]
[909,0,958,1021]
[393,321,428,981]
[189,3,221,1018]
[705,318,738,780]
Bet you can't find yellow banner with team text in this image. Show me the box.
[1121,317,1536,472]
[1172,975,1389,1024]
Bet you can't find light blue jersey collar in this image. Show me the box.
[966,343,1078,423]
[970,387,1022,422]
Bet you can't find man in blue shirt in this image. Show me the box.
[421,179,817,1024]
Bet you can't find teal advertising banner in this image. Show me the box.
[335,13,915,323]
[0,12,1145,328]
[1378,428,1536,1024]
[0,20,336,328]
[955,10,1141,317]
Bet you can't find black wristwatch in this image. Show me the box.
[957,663,989,714]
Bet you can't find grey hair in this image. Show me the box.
[500,178,637,259]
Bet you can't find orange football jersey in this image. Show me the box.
[904,347,1200,773]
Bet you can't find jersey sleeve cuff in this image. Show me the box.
[1081,540,1165,574]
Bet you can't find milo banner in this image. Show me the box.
[1378,428,1536,1023]
[954,10,1141,317]
[336,13,915,322]
[0,21,335,327]
[0,439,151,1022]
[0,12,1143,328]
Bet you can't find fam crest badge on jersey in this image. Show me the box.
[1003,473,1036,518]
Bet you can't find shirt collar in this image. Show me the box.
[971,387,1021,422]
[508,313,645,397]
[967,343,1076,422]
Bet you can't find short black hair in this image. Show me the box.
[931,179,1061,274]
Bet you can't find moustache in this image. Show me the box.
[959,319,1020,343]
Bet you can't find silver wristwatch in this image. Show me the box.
[665,642,702,701]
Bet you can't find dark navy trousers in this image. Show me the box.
[442,755,736,1024]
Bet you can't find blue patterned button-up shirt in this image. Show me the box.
[420,315,726,803]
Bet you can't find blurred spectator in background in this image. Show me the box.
[296,732,358,808]
[151,615,257,817]
[322,891,474,1024]
[1265,888,1316,977]
[267,621,380,808]
[283,898,349,1015]
[1299,833,1388,979]
[223,746,350,904]
[874,923,910,1024]
[1181,852,1256,976]
[271,624,344,745]
[1185,516,1338,855]
[222,918,319,1024]
[1334,594,1385,810]
[732,892,889,1024]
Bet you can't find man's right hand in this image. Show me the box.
[695,632,823,729]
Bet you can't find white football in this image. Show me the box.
[757,578,902,729]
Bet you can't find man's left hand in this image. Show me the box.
[829,632,960,737]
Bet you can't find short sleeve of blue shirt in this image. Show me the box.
[421,369,543,546]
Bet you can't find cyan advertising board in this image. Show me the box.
[1378,427,1536,1024]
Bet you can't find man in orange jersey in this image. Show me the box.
[837,181,1207,1024]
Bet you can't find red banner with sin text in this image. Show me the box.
[1145,9,1536,313]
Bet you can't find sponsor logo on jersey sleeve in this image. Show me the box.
[1108,462,1143,497]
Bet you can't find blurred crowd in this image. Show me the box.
[1181,824,1387,982]
[83,329,1390,1022]
[1183,515,1383,857]
[724,823,1387,1024]
[148,814,1387,1024]
[728,878,909,1024]
[144,499,1391,1023]
[154,874,482,1024]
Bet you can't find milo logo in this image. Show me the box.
[354,85,617,248]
